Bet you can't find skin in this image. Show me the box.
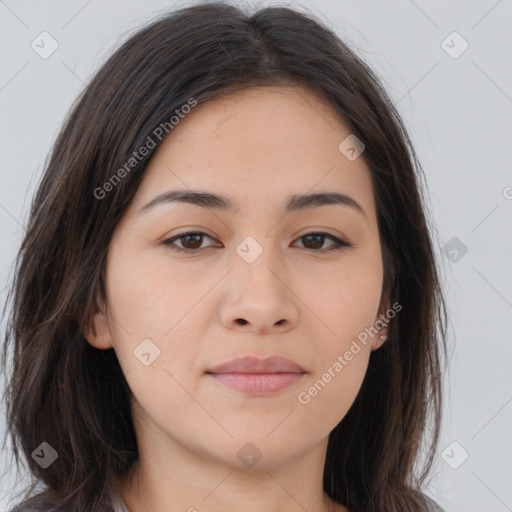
[85,84,389,512]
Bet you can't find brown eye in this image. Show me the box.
[161,232,216,252]
[295,232,352,251]
[178,233,204,250]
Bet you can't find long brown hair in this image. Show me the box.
[1,2,448,511]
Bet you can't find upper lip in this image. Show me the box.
[206,355,306,374]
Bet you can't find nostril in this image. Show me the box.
[235,318,248,325]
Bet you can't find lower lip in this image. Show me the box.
[207,372,306,394]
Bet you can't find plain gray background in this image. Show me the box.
[1,1,511,511]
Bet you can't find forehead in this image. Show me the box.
[128,85,376,221]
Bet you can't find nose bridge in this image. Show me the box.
[234,233,287,303]
[219,233,299,333]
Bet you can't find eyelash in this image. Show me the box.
[161,231,352,254]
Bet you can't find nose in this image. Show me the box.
[219,254,299,335]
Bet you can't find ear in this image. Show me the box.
[371,296,390,352]
[82,295,114,350]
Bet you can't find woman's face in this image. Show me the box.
[86,85,388,469]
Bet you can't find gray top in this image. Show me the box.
[114,493,130,512]
[424,494,446,512]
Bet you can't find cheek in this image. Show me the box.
[296,345,370,431]
[104,245,215,399]
[105,242,209,340]
[104,258,201,427]
[306,251,383,345]
[291,258,381,427]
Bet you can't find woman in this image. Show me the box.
[1,2,448,511]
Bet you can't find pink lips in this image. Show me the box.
[205,355,306,395]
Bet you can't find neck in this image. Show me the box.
[119,416,348,512]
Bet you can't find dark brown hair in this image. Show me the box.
[1,2,448,511]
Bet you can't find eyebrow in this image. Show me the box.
[137,189,367,218]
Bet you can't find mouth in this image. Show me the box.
[205,355,307,395]
[205,371,306,394]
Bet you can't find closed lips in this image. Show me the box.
[205,356,307,395]
[206,355,306,374]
